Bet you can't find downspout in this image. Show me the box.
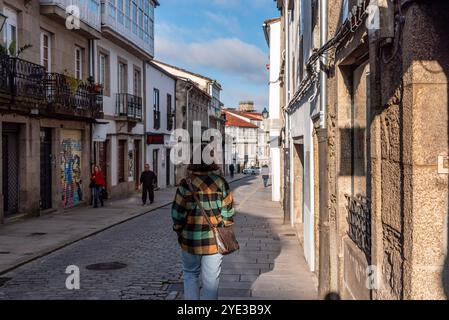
[320,0,328,129]
[89,39,96,169]
[284,5,294,226]
[173,78,177,185]
[143,61,147,166]
[186,84,193,135]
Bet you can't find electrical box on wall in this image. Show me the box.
[378,0,395,41]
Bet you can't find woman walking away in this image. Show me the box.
[90,165,106,208]
[171,161,236,300]
[261,164,270,188]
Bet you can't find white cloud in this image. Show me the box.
[205,11,241,34]
[155,36,268,84]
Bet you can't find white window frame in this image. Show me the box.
[40,31,52,72]
[99,53,106,86]
[118,61,127,93]
[3,7,18,55]
[75,47,83,80]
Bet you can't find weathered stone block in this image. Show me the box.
[410,166,448,266]
[412,84,449,166]
[380,160,403,231]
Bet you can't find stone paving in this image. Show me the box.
[0,175,318,300]
[0,174,246,274]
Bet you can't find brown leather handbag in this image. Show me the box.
[187,181,239,255]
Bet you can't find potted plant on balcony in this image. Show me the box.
[63,70,82,95]
[93,83,103,94]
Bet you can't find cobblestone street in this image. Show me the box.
[0,176,317,300]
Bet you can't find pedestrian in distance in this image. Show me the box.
[140,164,157,206]
[261,164,270,188]
[171,158,236,300]
[229,163,235,179]
[90,165,106,208]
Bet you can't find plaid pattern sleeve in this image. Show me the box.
[171,184,188,231]
[220,179,235,227]
[171,173,236,255]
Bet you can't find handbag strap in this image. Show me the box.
[186,178,216,229]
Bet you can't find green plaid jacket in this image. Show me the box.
[171,172,235,255]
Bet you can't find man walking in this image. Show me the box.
[140,164,157,205]
[229,163,235,179]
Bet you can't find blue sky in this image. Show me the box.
[154,0,279,111]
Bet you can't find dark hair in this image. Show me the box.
[187,163,219,172]
[187,143,219,172]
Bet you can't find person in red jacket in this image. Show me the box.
[90,165,106,208]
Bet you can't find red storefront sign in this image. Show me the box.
[147,134,164,145]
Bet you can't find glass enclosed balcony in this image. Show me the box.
[101,0,157,59]
[40,0,102,32]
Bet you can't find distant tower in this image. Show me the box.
[239,101,255,112]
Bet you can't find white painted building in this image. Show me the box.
[145,62,176,188]
[92,0,159,198]
[263,18,282,203]
[152,60,223,129]
[266,0,321,272]
[223,109,269,173]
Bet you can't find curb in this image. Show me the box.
[0,175,251,276]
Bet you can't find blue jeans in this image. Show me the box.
[181,251,223,300]
[262,175,269,187]
[92,186,103,207]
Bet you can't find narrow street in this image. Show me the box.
[0,176,317,300]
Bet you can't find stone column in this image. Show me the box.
[401,2,449,300]
[0,120,3,224]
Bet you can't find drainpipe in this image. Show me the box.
[320,0,328,129]
[88,39,96,168]
[186,84,193,136]
[143,61,147,166]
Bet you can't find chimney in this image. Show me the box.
[239,101,255,112]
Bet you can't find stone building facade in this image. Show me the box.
[173,77,210,184]
[0,0,103,222]
[271,0,449,299]
[91,0,158,200]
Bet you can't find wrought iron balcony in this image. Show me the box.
[345,194,372,262]
[0,55,103,119]
[116,93,142,121]
[154,110,161,129]
[0,54,46,107]
[44,73,103,119]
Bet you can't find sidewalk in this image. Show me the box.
[0,174,247,275]
[219,179,318,300]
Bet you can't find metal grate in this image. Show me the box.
[345,194,371,262]
[2,131,19,216]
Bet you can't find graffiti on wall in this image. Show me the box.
[60,130,83,208]
[128,139,134,180]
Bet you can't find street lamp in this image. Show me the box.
[262,107,269,119]
[0,12,7,33]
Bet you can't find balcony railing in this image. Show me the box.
[0,54,103,118]
[45,73,103,118]
[40,0,101,31]
[116,93,142,120]
[345,194,372,262]
[154,110,161,129]
[0,54,46,105]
